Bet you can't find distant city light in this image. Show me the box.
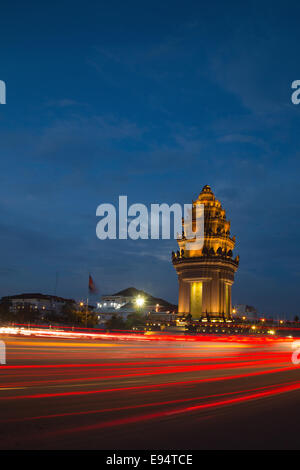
[135,296,145,307]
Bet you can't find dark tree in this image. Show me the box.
[106,315,126,330]
[76,308,98,328]
[61,303,79,324]
[185,313,192,322]
[0,300,12,323]
[126,313,146,329]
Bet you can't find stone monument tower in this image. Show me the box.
[172,185,239,319]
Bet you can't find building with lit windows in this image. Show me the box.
[172,185,239,319]
[1,293,76,316]
[232,304,258,321]
[96,287,176,323]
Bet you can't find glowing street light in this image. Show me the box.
[135,296,145,308]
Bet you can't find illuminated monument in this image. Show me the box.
[172,185,239,319]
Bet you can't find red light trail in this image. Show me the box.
[0,330,298,449]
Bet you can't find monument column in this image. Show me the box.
[178,278,190,313]
[172,185,239,320]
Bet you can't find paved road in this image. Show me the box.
[0,333,299,449]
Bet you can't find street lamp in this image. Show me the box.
[135,296,145,308]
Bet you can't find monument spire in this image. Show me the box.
[172,185,239,319]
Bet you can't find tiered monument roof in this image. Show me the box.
[173,185,239,264]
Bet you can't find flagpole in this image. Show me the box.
[86,296,89,328]
[87,273,97,328]
[86,272,89,328]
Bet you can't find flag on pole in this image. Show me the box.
[88,274,97,294]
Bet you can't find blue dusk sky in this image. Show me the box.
[0,1,300,316]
